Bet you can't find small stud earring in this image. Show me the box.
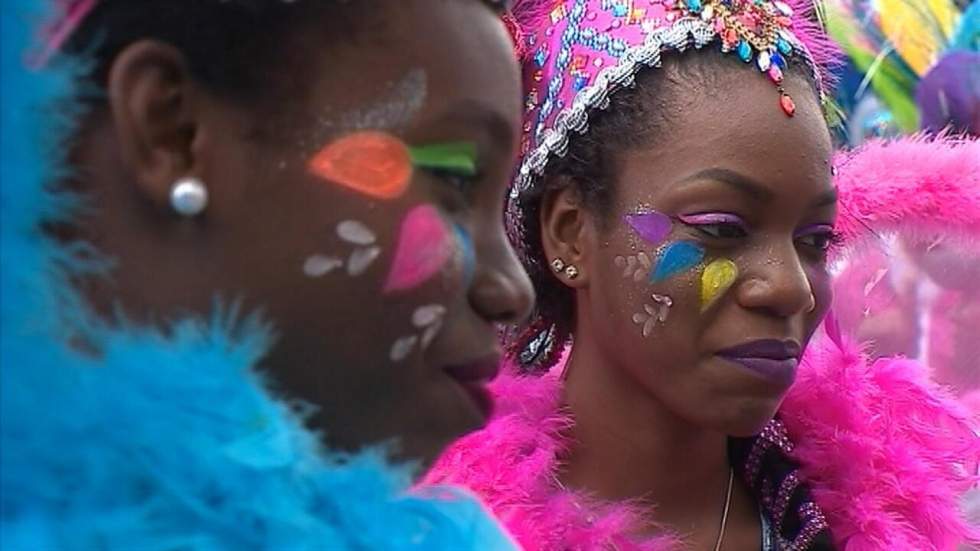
[564,265,579,280]
[551,257,566,273]
[169,176,208,217]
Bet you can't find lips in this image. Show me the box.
[444,355,501,421]
[716,339,801,387]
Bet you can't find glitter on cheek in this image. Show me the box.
[340,69,427,131]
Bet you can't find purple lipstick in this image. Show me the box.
[716,339,801,387]
[445,355,500,421]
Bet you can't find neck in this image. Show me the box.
[558,328,734,535]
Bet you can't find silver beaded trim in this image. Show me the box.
[509,16,822,202]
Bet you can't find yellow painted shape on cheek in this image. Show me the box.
[701,258,738,312]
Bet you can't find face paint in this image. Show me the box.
[337,220,377,246]
[615,251,654,282]
[390,335,419,362]
[390,304,447,363]
[384,204,454,293]
[408,142,479,176]
[632,293,673,337]
[413,304,447,350]
[303,254,344,278]
[348,246,383,276]
[302,220,381,278]
[308,131,413,200]
[340,69,427,131]
[651,241,705,283]
[453,223,477,286]
[625,211,672,246]
[701,258,739,311]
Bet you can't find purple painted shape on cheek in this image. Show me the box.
[625,211,672,245]
[383,204,453,293]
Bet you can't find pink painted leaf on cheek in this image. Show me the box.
[383,204,454,293]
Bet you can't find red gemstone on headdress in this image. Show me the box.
[780,93,796,116]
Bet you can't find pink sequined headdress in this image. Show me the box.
[507,0,838,229]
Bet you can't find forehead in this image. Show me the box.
[293,1,519,134]
[615,60,833,206]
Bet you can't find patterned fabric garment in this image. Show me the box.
[731,420,835,550]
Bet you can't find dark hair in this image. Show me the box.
[512,48,824,371]
[62,1,382,109]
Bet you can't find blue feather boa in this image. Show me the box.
[0,3,515,549]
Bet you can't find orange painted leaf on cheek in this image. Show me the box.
[308,131,412,199]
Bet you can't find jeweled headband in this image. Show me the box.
[507,0,838,245]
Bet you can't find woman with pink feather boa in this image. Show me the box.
[424,0,979,548]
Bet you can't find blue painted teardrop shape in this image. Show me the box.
[737,40,753,62]
[651,241,705,282]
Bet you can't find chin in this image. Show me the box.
[715,397,784,437]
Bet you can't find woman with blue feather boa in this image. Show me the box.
[0,0,532,548]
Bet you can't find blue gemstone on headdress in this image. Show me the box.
[573,74,589,91]
[686,0,703,13]
[738,40,753,62]
[771,51,786,69]
[613,3,629,16]
[776,38,792,55]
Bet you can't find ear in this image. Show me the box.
[540,181,592,287]
[106,40,201,211]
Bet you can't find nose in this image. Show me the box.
[736,241,814,318]
[469,235,535,325]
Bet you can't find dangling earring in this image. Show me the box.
[169,176,208,217]
[551,257,566,273]
[563,264,579,280]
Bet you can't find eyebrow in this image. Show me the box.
[679,168,838,208]
[431,101,517,154]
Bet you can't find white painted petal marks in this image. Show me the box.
[632,293,673,337]
[303,219,382,278]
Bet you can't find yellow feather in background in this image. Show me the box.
[877,0,960,75]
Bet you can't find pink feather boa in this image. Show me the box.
[833,135,980,248]
[424,331,978,549]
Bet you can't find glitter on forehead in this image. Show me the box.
[506,0,829,260]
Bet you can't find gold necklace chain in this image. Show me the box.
[554,466,736,550]
[713,467,736,551]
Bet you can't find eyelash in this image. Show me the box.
[679,215,843,252]
[424,168,480,209]
[796,228,844,252]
